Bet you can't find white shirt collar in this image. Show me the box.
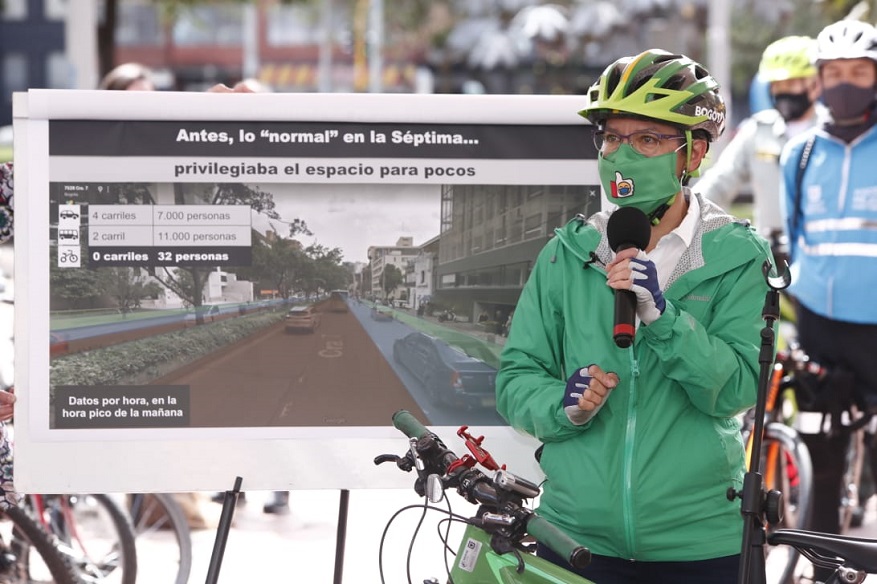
[669,191,698,248]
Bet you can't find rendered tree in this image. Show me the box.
[381,263,404,300]
[101,267,163,315]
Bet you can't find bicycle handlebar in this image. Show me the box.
[389,409,591,571]
[392,409,431,440]
[527,515,592,570]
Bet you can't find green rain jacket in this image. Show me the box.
[496,191,772,562]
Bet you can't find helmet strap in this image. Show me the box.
[651,130,692,225]
[682,130,694,182]
[649,195,676,225]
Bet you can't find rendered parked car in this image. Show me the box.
[370,306,393,321]
[392,331,496,408]
[285,306,320,333]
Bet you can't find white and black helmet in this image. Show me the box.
[814,19,877,65]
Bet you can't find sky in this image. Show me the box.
[249,183,443,264]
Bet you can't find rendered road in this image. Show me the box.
[152,301,505,427]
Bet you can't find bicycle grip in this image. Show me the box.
[392,409,431,439]
[526,514,591,570]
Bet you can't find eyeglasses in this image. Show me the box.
[593,130,686,156]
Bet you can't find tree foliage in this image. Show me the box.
[252,236,304,299]
[381,263,404,298]
[49,247,106,309]
[102,267,163,314]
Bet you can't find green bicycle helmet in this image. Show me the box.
[758,36,817,82]
[578,49,726,142]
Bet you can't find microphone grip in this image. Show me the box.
[614,290,637,348]
[613,242,638,349]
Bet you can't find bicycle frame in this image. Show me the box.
[29,495,90,557]
[449,524,594,584]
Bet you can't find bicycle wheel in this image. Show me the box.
[128,493,193,584]
[0,505,80,584]
[48,494,138,584]
[839,426,866,533]
[761,422,814,584]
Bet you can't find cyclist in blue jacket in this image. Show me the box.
[779,19,877,572]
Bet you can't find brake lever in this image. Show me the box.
[373,452,415,472]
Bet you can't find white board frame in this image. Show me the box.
[13,89,599,493]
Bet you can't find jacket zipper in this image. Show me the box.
[623,348,640,557]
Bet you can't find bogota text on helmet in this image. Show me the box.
[814,20,877,65]
[758,36,818,82]
[578,49,726,142]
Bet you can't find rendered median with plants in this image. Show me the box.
[50,311,285,388]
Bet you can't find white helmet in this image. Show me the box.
[814,20,877,65]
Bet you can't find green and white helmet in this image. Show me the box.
[578,49,726,142]
[758,36,818,82]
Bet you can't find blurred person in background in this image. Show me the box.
[207,78,270,94]
[780,20,877,578]
[0,161,17,510]
[0,162,11,244]
[694,35,822,247]
[98,62,156,91]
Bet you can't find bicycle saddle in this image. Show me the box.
[768,528,877,573]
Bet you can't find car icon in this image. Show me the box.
[59,210,79,220]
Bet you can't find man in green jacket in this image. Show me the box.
[496,49,772,583]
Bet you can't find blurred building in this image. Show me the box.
[114,0,424,93]
[368,237,419,304]
[431,183,598,323]
[0,0,66,127]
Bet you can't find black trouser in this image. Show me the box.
[537,544,740,584]
[796,304,877,580]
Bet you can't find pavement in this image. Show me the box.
[142,490,877,584]
[143,488,481,583]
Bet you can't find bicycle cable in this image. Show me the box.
[378,502,474,584]
[406,502,428,584]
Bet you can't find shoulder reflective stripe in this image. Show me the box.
[805,218,877,232]
[797,236,877,257]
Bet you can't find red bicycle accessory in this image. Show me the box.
[457,425,505,471]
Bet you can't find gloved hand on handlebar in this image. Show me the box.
[563,365,618,425]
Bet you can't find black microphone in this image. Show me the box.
[606,207,652,348]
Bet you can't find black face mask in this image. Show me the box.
[822,83,876,121]
[772,92,813,122]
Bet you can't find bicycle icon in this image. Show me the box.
[60,249,79,264]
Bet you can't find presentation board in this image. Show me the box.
[13,89,599,492]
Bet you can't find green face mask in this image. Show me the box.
[598,144,682,217]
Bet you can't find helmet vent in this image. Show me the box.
[605,67,622,95]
